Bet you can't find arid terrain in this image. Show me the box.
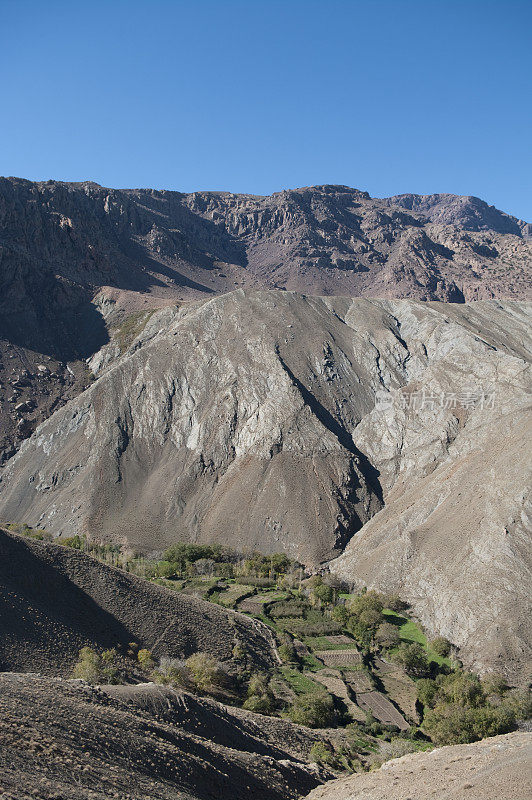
[0,291,529,681]
[306,732,532,800]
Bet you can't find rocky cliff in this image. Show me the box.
[0,290,529,680]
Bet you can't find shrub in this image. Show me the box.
[155,560,179,579]
[332,604,349,626]
[72,646,121,684]
[137,648,156,671]
[417,678,439,708]
[152,657,189,687]
[232,641,247,662]
[482,673,508,698]
[278,642,298,663]
[248,673,270,698]
[288,692,335,728]
[310,741,336,766]
[186,652,226,692]
[431,636,452,657]
[243,694,275,714]
[72,646,101,682]
[59,534,84,549]
[440,672,484,708]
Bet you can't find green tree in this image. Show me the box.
[313,583,334,606]
[394,642,430,677]
[375,621,401,648]
[423,703,516,745]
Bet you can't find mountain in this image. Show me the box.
[0,290,530,680]
[305,732,532,800]
[1,177,530,461]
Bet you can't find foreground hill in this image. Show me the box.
[0,673,328,800]
[0,291,530,679]
[0,529,277,675]
[1,177,530,461]
[305,731,532,800]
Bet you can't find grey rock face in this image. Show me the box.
[0,290,530,680]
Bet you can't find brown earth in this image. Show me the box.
[0,528,277,675]
[305,731,532,800]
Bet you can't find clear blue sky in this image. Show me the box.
[2,0,531,220]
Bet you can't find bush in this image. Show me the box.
[423,703,516,745]
[431,636,452,657]
[482,673,508,698]
[288,692,335,728]
[439,672,484,708]
[242,694,274,714]
[417,678,439,708]
[186,652,227,692]
[151,657,190,687]
[58,534,84,549]
[309,741,337,766]
[278,642,298,664]
[137,648,156,671]
[248,673,270,698]
[72,646,121,684]
[72,646,101,682]
[332,604,349,626]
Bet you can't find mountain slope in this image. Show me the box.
[0,290,530,678]
[0,673,326,800]
[0,528,277,675]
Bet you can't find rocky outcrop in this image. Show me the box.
[0,290,530,679]
[305,732,532,800]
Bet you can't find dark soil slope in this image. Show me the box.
[0,529,277,674]
[0,673,324,800]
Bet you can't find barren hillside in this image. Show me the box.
[305,731,532,800]
[0,528,277,675]
[0,673,328,800]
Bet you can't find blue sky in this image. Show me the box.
[1,0,531,220]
